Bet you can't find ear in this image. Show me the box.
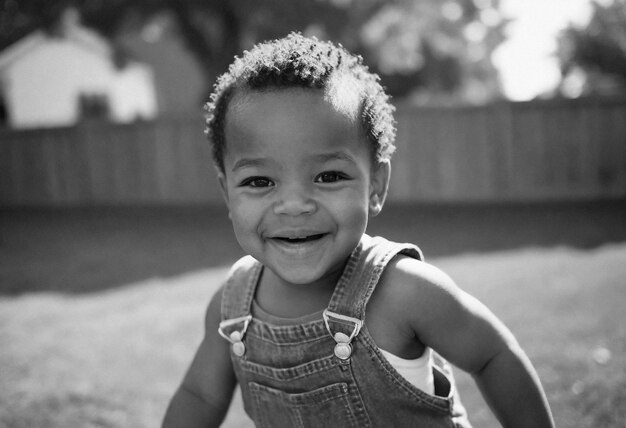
[216,169,232,219]
[369,160,390,217]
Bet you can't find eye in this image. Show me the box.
[240,176,274,188]
[315,171,348,183]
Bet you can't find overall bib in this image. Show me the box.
[219,234,471,427]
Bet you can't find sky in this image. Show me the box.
[493,0,595,100]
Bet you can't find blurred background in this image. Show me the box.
[0,1,625,427]
[1,0,625,207]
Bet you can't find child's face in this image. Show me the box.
[219,88,389,288]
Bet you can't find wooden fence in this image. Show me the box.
[391,97,626,201]
[1,97,625,206]
[0,118,221,206]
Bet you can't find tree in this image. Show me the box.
[0,0,507,104]
[557,0,626,97]
[356,0,506,102]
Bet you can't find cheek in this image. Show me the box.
[327,191,369,224]
[230,201,255,228]
[228,196,268,236]
[229,207,261,252]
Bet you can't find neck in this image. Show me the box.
[256,261,347,318]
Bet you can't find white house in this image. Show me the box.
[0,9,158,129]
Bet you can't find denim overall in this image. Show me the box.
[219,234,471,427]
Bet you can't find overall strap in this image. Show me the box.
[219,256,261,357]
[327,234,423,322]
[220,255,262,321]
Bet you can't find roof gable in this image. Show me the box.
[0,25,111,72]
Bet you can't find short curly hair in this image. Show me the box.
[204,32,396,173]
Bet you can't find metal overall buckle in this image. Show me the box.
[323,309,363,360]
[218,315,253,357]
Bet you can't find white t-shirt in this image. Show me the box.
[379,347,435,395]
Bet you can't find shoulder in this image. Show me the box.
[366,254,464,354]
[378,254,460,305]
[374,254,473,337]
[206,283,225,327]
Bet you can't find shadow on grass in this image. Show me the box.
[1,200,625,295]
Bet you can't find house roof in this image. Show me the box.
[0,17,112,72]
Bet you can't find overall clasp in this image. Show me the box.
[218,315,253,357]
[323,309,363,360]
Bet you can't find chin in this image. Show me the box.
[271,266,325,286]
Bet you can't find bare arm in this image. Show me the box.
[473,337,554,428]
[162,285,237,428]
[393,258,554,428]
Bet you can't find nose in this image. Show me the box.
[273,182,317,216]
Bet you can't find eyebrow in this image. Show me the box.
[313,151,358,165]
[231,157,268,172]
[230,151,357,173]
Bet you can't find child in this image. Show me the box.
[162,33,554,427]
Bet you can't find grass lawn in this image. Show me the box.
[1,202,625,427]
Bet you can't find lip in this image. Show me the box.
[269,229,328,240]
[267,231,330,255]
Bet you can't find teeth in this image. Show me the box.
[277,234,324,242]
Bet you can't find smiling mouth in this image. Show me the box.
[273,234,326,244]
